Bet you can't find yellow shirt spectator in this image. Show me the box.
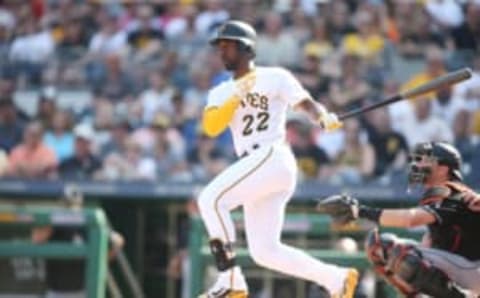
[342,33,384,60]
[303,42,333,60]
[401,47,446,99]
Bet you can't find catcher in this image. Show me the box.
[317,141,480,298]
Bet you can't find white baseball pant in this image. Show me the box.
[197,142,347,293]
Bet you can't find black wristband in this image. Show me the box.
[359,206,383,223]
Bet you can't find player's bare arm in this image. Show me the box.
[316,194,436,228]
[293,98,343,131]
[378,207,436,228]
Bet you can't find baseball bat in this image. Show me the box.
[338,67,473,121]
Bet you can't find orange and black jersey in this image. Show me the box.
[420,181,480,261]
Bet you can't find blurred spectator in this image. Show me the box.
[98,136,156,181]
[132,112,186,158]
[289,121,330,180]
[31,185,124,298]
[100,117,131,159]
[293,44,331,97]
[401,46,446,98]
[43,110,74,162]
[187,131,229,181]
[256,12,300,67]
[302,19,334,62]
[328,54,371,109]
[183,70,210,120]
[453,109,477,165]
[453,55,480,134]
[330,118,375,184]
[182,70,211,151]
[424,0,463,29]
[9,17,56,85]
[88,9,126,57]
[0,147,7,175]
[194,0,229,36]
[7,121,57,178]
[0,6,15,66]
[397,9,445,59]
[57,15,89,61]
[0,96,25,153]
[453,54,480,110]
[58,124,101,180]
[126,5,164,64]
[402,98,454,147]
[431,86,467,127]
[325,1,355,46]
[140,71,176,124]
[154,135,191,182]
[37,86,58,130]
[284,8,311,46]
[94,54,135,100]
[448,3,480,68]
[341,10,385,64]
[118,1,138,31]
[55,15,89,87]
[365,108,408,178]
[167,5,206,64]
[92,97,115,132]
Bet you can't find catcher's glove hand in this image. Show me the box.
[316,194,359,225]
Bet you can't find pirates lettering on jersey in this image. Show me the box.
[240,92,269,111]
[240,92,270,136]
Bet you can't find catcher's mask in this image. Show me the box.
[408,142,463,187]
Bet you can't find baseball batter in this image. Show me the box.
[197,20,358,298]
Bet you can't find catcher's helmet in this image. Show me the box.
[209,20,256,52]
[408,141,463,185]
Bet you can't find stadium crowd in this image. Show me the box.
[0,0,479,186]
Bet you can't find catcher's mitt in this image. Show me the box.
[316,194,359,225]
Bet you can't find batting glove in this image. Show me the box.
[318,112,343,132]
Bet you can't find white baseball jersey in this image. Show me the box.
[206,66,310,157]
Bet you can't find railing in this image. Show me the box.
[0,204,109,298]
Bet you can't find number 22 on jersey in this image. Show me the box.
[240,92,270,136]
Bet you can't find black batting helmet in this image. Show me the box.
[408,141,463,185]
[209,20,256,53]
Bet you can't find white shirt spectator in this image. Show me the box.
[452,71,480,111]
[314,128,345,160]
[425,0,464,28]
[388,100,416,135]
[403,114,454,148]
[194,8,229,35]
[0,8,15,30]
[163,17,187,39]
[135,158,157,180]
[256,33,300,67]
[88,31,127,55]
[10,31,55,63]
[139,87,176,124]
[431,96,467,127]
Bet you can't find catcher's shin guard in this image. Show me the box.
[386,244,465,298]
[365,229,415,295]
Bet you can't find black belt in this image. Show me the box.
[240,144,260,158]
